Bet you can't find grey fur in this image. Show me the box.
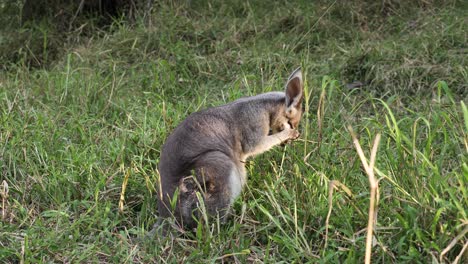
[156,68,304,231]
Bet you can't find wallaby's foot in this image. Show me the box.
[147,218,190,239]
[147,218,169,238]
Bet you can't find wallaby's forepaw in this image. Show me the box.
[281,128,300,145]
[290,129,300,140]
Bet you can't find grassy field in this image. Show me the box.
[1,1,467,263]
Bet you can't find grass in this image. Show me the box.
[1,0,467,262]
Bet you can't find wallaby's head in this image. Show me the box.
[271,68,304,133]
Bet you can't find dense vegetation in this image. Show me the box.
[1,0,466,262]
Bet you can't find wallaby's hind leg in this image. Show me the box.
[177,151,238,229]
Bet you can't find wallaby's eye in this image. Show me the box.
[288,120,294,129]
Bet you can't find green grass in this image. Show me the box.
[1,1,467,262]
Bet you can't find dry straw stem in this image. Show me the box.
[348,126,381,264]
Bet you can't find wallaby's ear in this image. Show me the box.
[285,67,303,114]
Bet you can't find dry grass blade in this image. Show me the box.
[317,86,326,149]
[119,167,131,213]
[348,126,381,264]
[452,240,468,264]
[324,180,353,251]
[1,180,9,220]
[440,225,468,262]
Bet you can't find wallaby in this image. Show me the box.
[156,68,304,231]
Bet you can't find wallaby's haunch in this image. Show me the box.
[157,68,304,231]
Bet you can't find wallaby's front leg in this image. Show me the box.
[246,128,299,158]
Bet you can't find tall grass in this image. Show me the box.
[1,1,467,262]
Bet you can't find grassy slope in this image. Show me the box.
[0,1,467,263]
